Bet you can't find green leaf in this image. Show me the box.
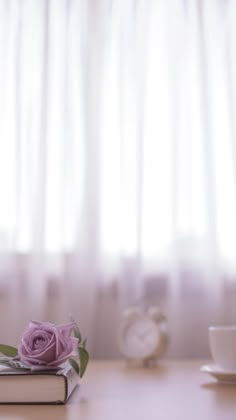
[70,317,82,343]
[73,325,82,343]
[0,344,18,357]
[78,347,89,378]
[69,358,80,375]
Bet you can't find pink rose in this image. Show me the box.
[17,321,78,368]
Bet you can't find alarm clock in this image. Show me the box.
[117,306,168,365]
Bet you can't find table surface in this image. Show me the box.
[1,360,236,419]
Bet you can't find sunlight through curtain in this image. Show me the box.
[0,0,236,358]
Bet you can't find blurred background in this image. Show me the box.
[0,0,235,359]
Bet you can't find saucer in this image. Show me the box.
[200,364,236,383]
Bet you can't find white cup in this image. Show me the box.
[209,326,236,371]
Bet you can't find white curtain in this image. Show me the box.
[0,0,236,358]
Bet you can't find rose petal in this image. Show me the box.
[19,341,56,365]
[17,320,80,367]
[57,322,74,339]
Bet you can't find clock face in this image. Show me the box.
[119,317,160,359]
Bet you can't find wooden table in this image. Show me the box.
[0,360,236,419]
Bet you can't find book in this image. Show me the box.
[0,362,79,404]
